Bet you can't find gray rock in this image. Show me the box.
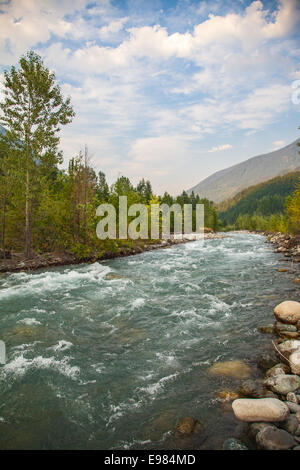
[287,392,298,404]
[249,422,275,440]
[265,374,300,395]
[258,325,275,334]
[276,322,298,333]
[238,379,265,398]
[256,426,296,450]
[290,350,300,375]
[280,415,299,434]
[232,398,289,422]
[286,402,300,413]
[277,340,300,360]
[222,438,248,450]
[257,352,279,371]
[266,363,290,377]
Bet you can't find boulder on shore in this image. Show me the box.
[274,301,300,325]
[265,374,300,395]
[290,350,300,375]
[256,426,295,450]
[277,340,300,360]
[266,363,290,378]
[232,398,289,422]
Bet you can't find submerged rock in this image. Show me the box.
[217,390,240,402]
[238,379,265,398]
[274,301,300,325]
[175,417,202,436]
[258,324,275,334]
[207,360,251,379]
[257,352,278,371]
[265,374,300,395]
[232,398,289,422]
[222,438,248,450]
[256,426,295,450]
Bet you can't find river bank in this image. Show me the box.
[0,232,226,274]
[218,231,300,450]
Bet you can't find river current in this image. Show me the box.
[0,233,298,449]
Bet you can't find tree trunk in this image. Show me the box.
[25,167,32,258]
[1,185,6,260]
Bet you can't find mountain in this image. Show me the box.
[188,139,300,203]
[218,171,300,225]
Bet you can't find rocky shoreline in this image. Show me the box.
[0,232,226,274]
[170,231,300,450]
[221,232,300,450]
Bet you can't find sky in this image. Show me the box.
[0,0,300,195]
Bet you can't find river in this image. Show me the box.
[0,233,298,449]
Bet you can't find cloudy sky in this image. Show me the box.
[0,0,300,194]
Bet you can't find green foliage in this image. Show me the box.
[286,179,300,234]
[219,171,300,225]
[0,50,74,257]
[0,51,222,258]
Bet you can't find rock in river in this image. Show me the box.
[265,374,300,395]
[256,426,295,450]
[257,352,278,371]
[238,379,265,398]
[175,417,202,435]
[222,438,248,450]
[232,398,289,422]
[207,360,251,379]
[258,324,275,334]
[274,301,300,325]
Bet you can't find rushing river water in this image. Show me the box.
[0,233,299,449]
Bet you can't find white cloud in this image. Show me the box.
[0,0,299,193]
[273,140,285,148]
[99,17,129,38]
[208,144,232,153]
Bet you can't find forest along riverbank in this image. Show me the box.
[0,232,225,274]
[0,232,299,450]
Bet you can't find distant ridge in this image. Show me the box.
[218,171,300,224]
[188,139,300,203]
